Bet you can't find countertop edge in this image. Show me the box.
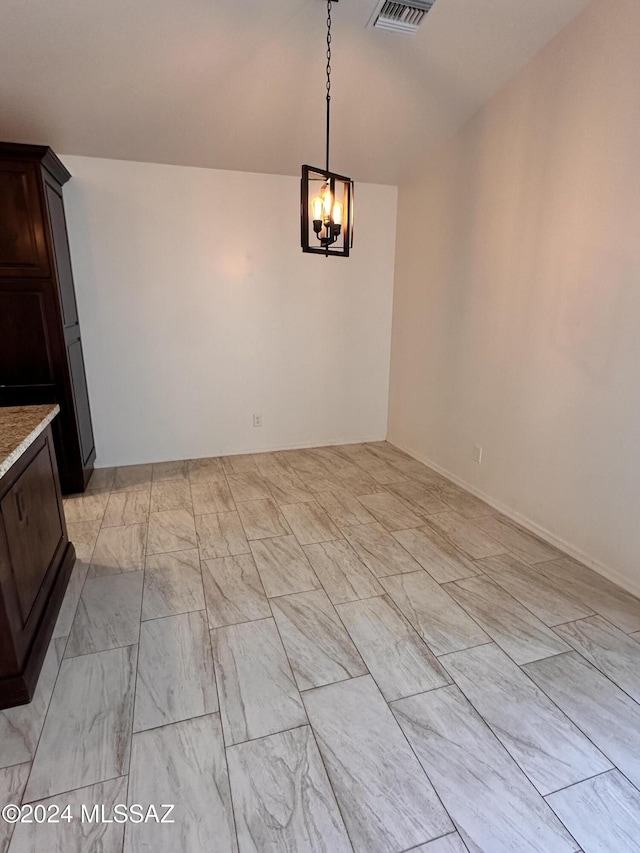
[0,404,60,479]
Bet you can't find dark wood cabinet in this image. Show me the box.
[0,160,50,278]
[0,143,95,494]
[0,417,75,709]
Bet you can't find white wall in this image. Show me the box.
[388,0,640,594]
[62,156,397,467]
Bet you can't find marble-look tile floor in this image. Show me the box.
[2,442,640,852]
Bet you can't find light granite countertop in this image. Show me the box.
[0,404,60,479]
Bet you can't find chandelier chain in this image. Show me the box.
[325,0,332,172]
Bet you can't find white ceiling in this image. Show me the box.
[0,0,589,184]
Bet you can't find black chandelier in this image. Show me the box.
[301,0,354,257]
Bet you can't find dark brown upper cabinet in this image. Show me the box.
[0,143,95,493]
[0,161,50,278]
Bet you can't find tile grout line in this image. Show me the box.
[542,767,618,798]
[222,721,311,750]
[20,772,129,808]
[133,709,223,738]
[264,594,312,729]
[305,721,357,852]
[400,830,467,852]
[126,533,147,751]
[206,604,240,853]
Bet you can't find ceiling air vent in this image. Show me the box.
[370,0,436,35]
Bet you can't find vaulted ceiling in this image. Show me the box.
[0,0,590,184]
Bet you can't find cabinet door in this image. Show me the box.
[0,440,64,625]
[43,177,78,327]
[66,338,95,465]
[0,289,54,387]
[0,162,50,278]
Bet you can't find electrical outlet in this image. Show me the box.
[253,413,263,428]
[473,445,483,464]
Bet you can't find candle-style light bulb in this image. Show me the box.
[311,196,323,221]
[333,201,343,226]
[322,186,333,219]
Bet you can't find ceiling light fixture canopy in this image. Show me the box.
[301,0,354,257]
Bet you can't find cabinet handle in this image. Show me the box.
[15,491,25,522]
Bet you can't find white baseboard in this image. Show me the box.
[388,438,640,600]
[93,434,386,470]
